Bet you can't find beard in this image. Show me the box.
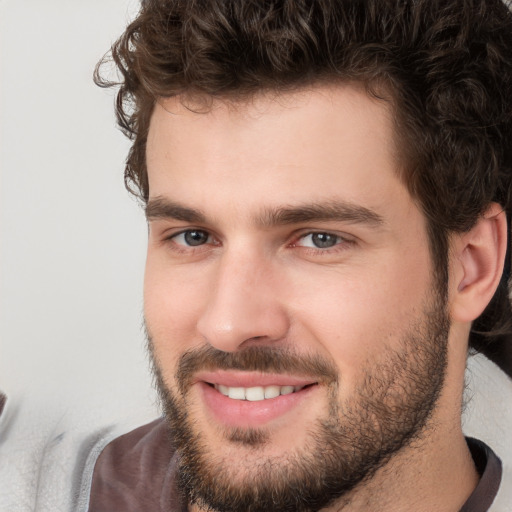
[148,293,449,512]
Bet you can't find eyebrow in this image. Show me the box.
[146,197,207,223]
[145,196,384,228]
[258,201,384,228]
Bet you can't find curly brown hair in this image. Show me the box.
[95,0,512,366]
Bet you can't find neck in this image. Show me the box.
[322,424,479,512]
[323,326,479,511]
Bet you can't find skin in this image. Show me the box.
[143,84,506,511]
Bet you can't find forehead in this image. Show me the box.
[147,84,396,163]
[146,84,410,225]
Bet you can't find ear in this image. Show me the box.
[450,203,508,323]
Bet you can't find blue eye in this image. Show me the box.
[173,230,211,246]
[298,232,342,249]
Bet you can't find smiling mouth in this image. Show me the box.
[209,383,317,401]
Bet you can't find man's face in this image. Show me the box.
[144,85,449,511]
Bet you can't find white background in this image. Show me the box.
[0,0,158,421]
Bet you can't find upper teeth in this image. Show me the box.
[215,384,304,401]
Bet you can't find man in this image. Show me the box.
[82,0,512,510]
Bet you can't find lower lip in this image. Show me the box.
[199,382,316,428]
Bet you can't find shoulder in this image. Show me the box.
[89,417,171,491]
[463,354,512,511]
[0,391,158,512]
[85,418,184,512]
[0,392,128,512]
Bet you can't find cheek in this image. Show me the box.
[143,252,207,373]
[286,254,432,383]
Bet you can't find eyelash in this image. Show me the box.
[291,232,352,252]
[165,229,218,254]
[164,229,354,255]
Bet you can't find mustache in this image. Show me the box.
[147,342,339,397]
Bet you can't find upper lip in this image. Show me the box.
[194,370,318,388]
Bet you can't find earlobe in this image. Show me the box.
[450,203,508,323]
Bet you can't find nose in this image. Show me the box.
[196,251,290,352]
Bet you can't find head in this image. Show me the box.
[96,0,512,510]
